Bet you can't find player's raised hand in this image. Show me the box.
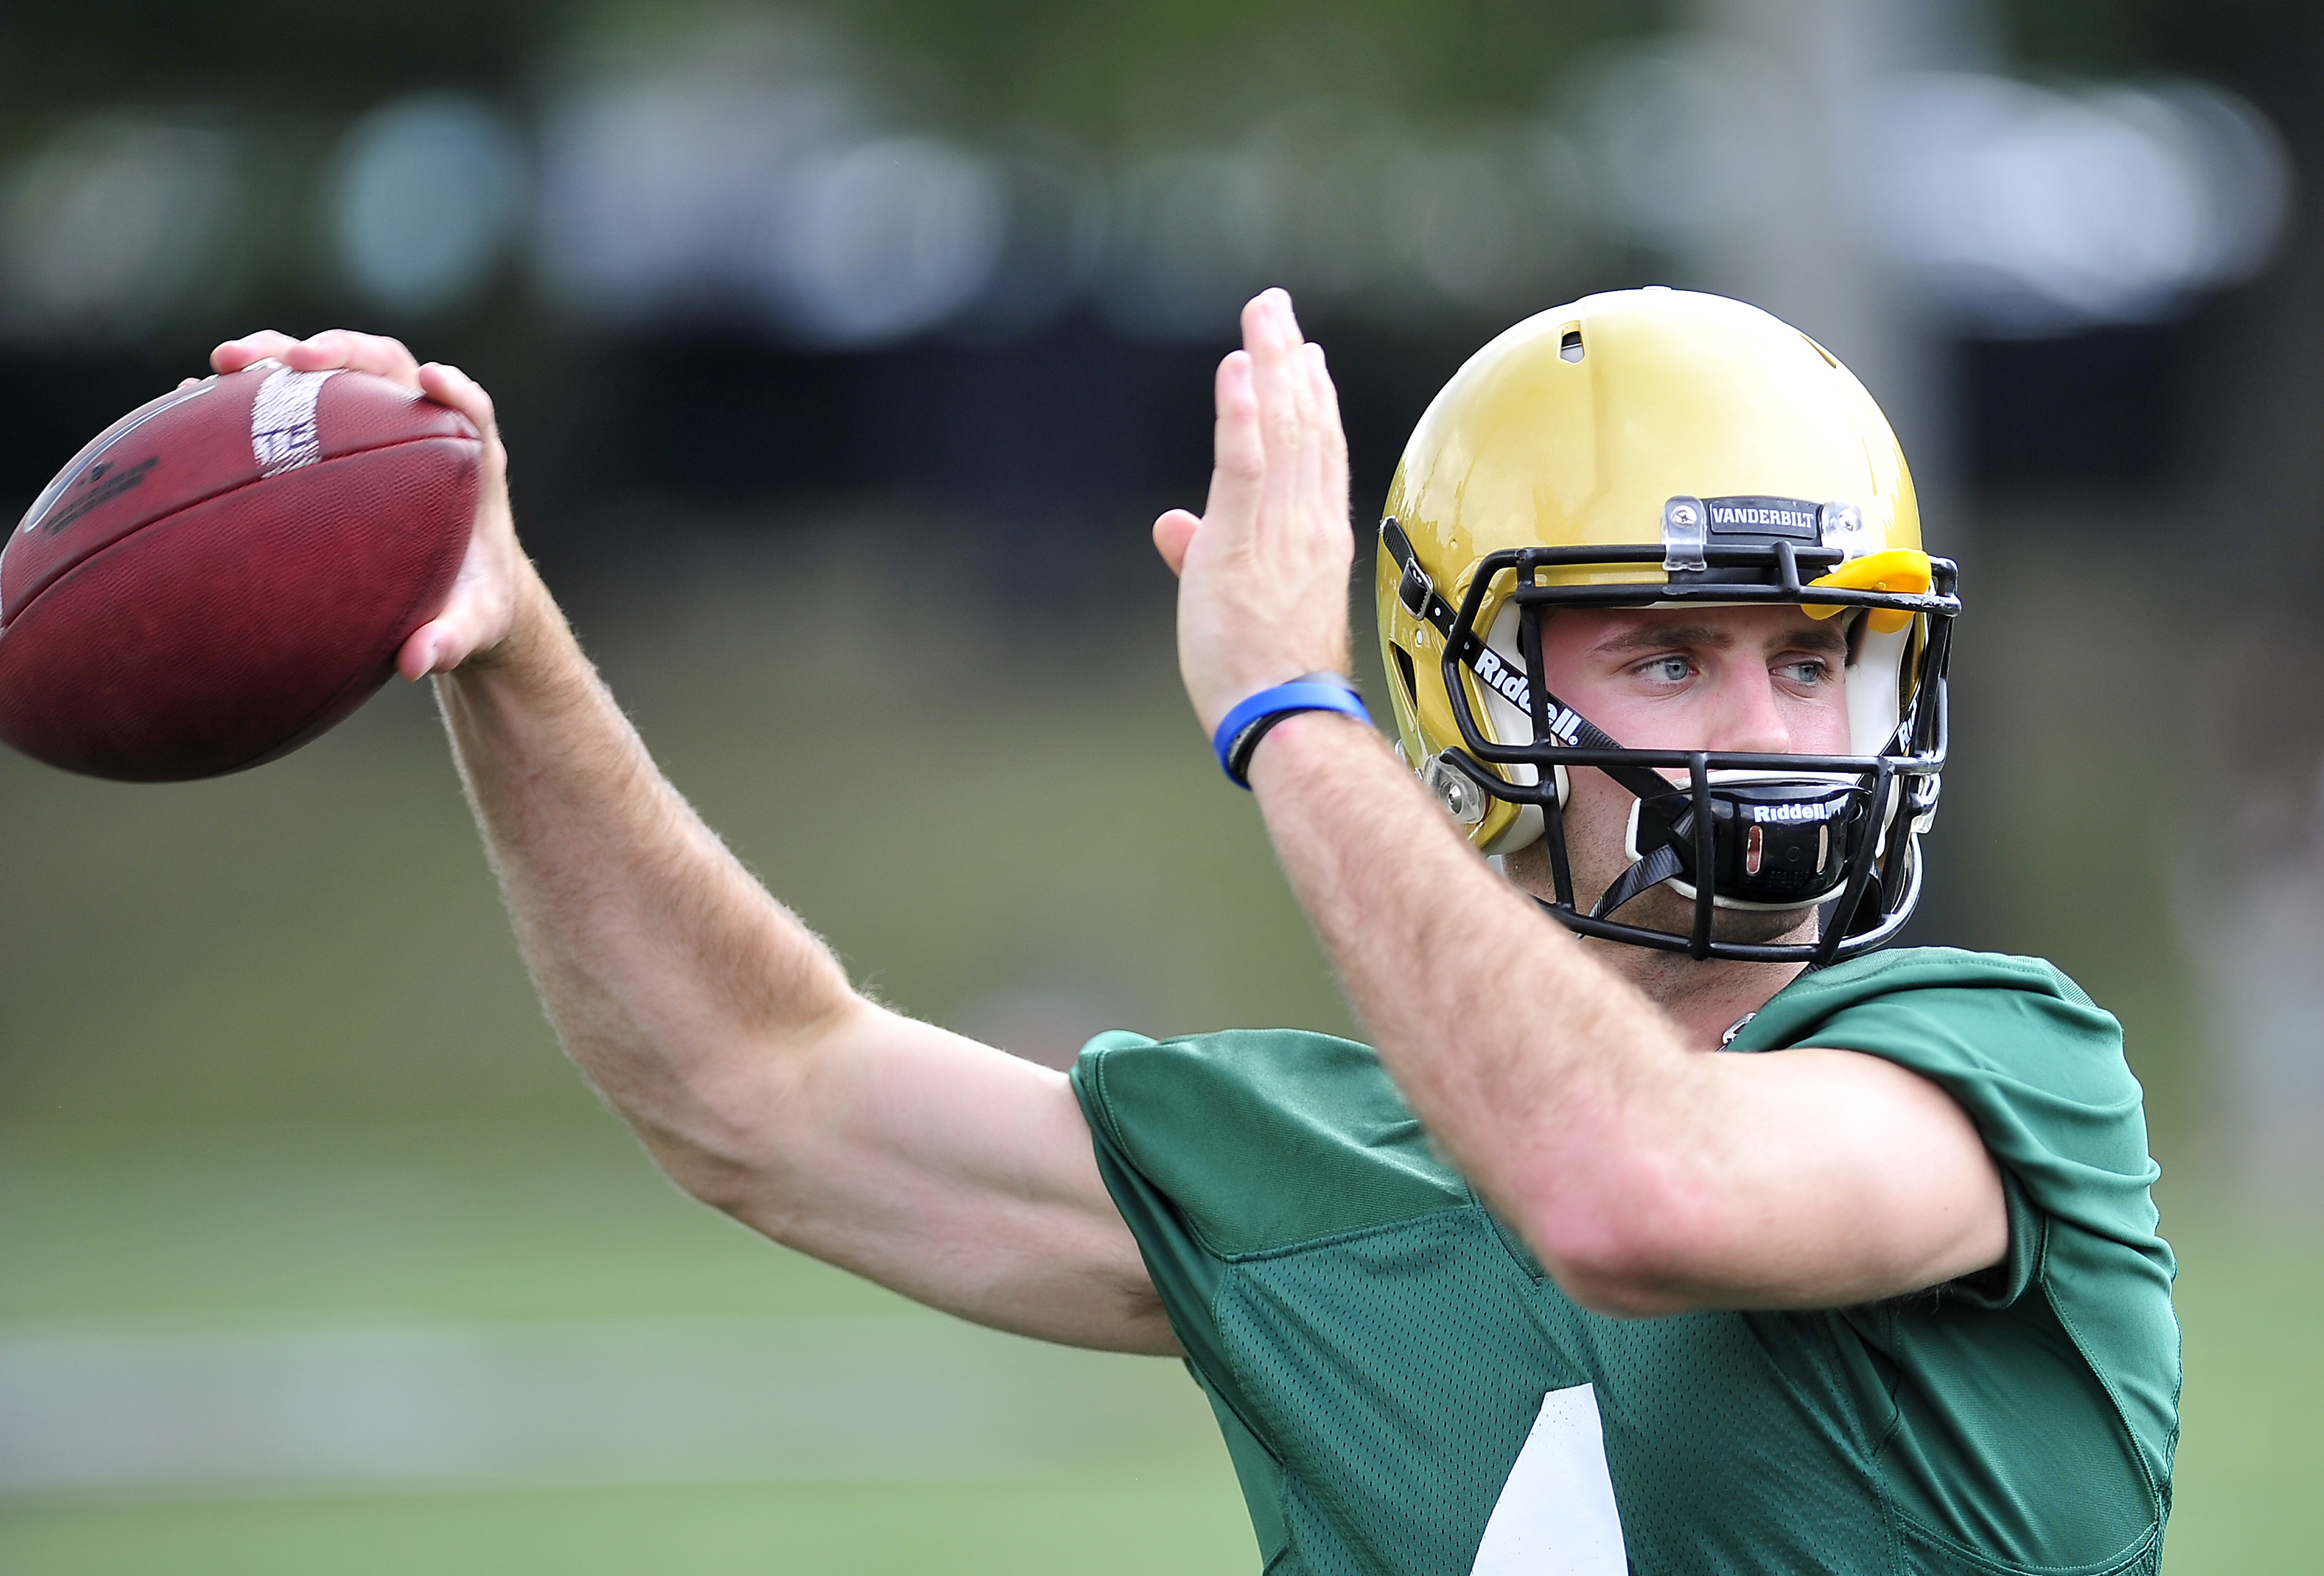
[207,330,532,681]
[1154,289,1354,735]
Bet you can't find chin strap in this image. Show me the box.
[1591,843,1686,919]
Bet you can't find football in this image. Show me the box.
[0,363,479,781]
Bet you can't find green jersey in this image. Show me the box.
[1070,948,2178,1575]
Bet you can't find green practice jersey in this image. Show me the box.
[1070,948,2178,1575]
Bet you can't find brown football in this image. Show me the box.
[0,363,478,781]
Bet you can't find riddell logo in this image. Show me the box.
[1750,800,1840,823]
[1469,647,1583,744]
[1472,646,1527,709]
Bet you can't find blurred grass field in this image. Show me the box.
[0,1123,1258,1574]
[0,530,2312,1572]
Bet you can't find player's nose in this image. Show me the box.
[1706,670,1797,757]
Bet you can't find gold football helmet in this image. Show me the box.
[1374,288,1956,963]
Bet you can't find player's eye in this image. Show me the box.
[1775,659,1832,687]
[1635,655,1692,686]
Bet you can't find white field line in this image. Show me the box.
[0,1316,1188,1498]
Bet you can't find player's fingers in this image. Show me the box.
[1304,342,1351,537]
[1278,292,1318,433]
[1243,292,1305,454]
[211,330,300,373]
[1201,351,1265,535]
[1152,509,1200,578]
[285,329,423,385]
[1289,342,1329,556]
[398,584,503,679]
[397,619,452,682]
[1244,291,1309,541]
[418,362,498,438]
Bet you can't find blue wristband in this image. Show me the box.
[1212,673,1370,788]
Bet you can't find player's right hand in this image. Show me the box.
[1152,289,1354,737]
[205,329,532,681]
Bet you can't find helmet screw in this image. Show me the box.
[1423,754,1487,827]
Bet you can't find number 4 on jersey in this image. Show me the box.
[1471,1384,1631,1575]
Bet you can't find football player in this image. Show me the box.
[210,284,2176,1574]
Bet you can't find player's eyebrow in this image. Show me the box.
[1591,620,1850,657]
[1592,623,1735,655]
[1775,622,1850,654]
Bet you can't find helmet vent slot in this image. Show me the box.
[1559,329,1585,363]
[1389,642,1418,710]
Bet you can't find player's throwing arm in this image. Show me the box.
[197,328,1173,1355]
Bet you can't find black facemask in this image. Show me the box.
[1382,515,1956,965]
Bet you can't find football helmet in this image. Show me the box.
[1374,288,1957,963]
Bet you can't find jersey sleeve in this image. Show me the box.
[1069,1026,1474,1539]
[1729,947,2180,1491]
[1072,1027,1472,1258]
[1730,948,2163,1269]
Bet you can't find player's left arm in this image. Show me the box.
[1157,292,2006,1317]
[1250,713,2004,1316]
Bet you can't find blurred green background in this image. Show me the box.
[6,0,2324,1570]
